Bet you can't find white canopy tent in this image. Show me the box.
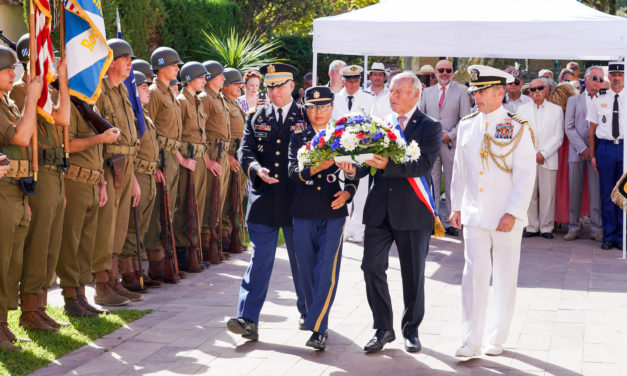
[311,0,627,259]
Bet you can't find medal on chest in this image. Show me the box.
[602,115,607,123]
[494,119,513,139]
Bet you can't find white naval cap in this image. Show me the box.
[341,65,363,78]
[467,65,514,93]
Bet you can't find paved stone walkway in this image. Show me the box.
[33,229,627,376]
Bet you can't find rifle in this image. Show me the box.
[0,30,17,51]
[207,141,224,264]
[158,148,180,283]
[229,138,244,253]
[132,206,145,291]
[185,143,202,273]
[70,96,114,134]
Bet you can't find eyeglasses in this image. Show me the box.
[591,75,604,82]
[529,85,545,92]
[437,68,453,74]
[307,103,332,112]
[507,78,522,85]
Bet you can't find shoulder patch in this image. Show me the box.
[461,111,479,121]
[507,111,528,125]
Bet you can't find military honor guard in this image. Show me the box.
[450,65,536,357]
[173,61,209,271]
[588,62,625,250]
[0,46,42,350]
[288,86,358,350]
[8,34,29,110]
[220,68,248,254]
[144,46,185,282]
[18,49,71,332]
[92,39,141,305]
[333,65,375,243]
[228,63,306,341]
[119,71,163,291]
[419,59,472,236]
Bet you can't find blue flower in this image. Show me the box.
[372,132,383,142]
[331,138,341,151]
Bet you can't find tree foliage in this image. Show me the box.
[199,28,283,71]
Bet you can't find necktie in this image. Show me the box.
[398,115,407,131]
[278,108,284,127]
[348,96,354,111]
[439,86,446,109]
[613,94,620,139]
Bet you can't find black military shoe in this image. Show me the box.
[299,314,307,330]
[364,329,395,353]
[227,317,258,341]
[306,331,327,351]
[445,227,459,236]
[523,230,540,238]
[601,241,613,250]
[540,232,554,239]
[404,335,422,352]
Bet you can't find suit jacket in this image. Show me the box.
[288,123,359,219]
[356,108,442,231]
[565,93,592,163]
[238,101,304,227]
[332,89,375,122]
[419,81,470,143]
[517,100,564,170]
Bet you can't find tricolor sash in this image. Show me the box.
[407,176,445,238]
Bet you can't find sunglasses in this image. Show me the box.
[591,75,604,82]
[529,85,545,92]
[507,78,522,85]
[569,66,579,71]
[437,68,453,74]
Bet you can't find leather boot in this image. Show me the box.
[177,269,188,279]
[148,249,166,281]
[0,317,19,351]
[134,258,161,288]
[141,272,162,288]
[94,271,130,306]
[62,287,96,318]
[19,294,58,332]
[38,291,70,328]
[109,257,141,301]
[0,312,28,344]
[77,286,109,315]
[121,257,147,292]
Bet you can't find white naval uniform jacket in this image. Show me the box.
[516,100,564,171]
[331,88,375,122]
[450,106,536,230]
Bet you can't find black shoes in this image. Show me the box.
[364,329,395,353]
[227,317,259,341]
[445,227,459,236]
[540,232,554,239]
[299,314,307,330]
[404,335,421,352]
[523,230,540,238]
[601,241,613,250]
[306,331,327,351]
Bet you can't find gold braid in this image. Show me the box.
[480,113,535,174]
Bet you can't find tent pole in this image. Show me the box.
[312,52,318,86]
[623,114,627,259]
[363,55,368,90]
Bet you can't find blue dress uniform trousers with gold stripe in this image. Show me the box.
[288,124,358,333]
[597,139,623,243]
[236,102,306,324]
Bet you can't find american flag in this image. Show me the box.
[33,0,56,124]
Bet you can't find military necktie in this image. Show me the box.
[613,93,620,139]
[278,108,284,127]
[348,96,353,111]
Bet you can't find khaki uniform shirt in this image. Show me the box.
[136,108,159,163]
[177,89,207,144]
[95,77,138,148]
[0,94,29,159]
[9,72,28,112]
[68,103,103,171]
[224,96,246,140]
[199,87,230,141]
[146,79,182,140]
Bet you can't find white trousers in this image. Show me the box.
[461,225,522,349]
[345,175,368,240]
[526,165,557,233]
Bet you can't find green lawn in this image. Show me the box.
[0,307,150,376]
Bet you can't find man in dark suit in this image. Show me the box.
[227,63,306,341]
[354,71,442,353]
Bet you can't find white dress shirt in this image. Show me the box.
[587,89,625,140]
[272,100,293,123]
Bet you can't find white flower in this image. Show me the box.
[340,131,359,152]
[404,141,421,162]
[297,145,312,168]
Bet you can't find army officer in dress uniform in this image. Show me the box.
[287,86,358,350]
[450,65,536,358]
[228,63,306,341]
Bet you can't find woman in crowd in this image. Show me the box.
[287,86,358,351]
[237,70,267,112]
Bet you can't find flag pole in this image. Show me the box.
[29,0,38,182]
[59,0,69,165]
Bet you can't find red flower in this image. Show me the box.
[333,129,344,137]
[306,141,311,150]
[356,133,367,139]
[318,137,325,148]
[336,117,347,125]
[387,131,397,141]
